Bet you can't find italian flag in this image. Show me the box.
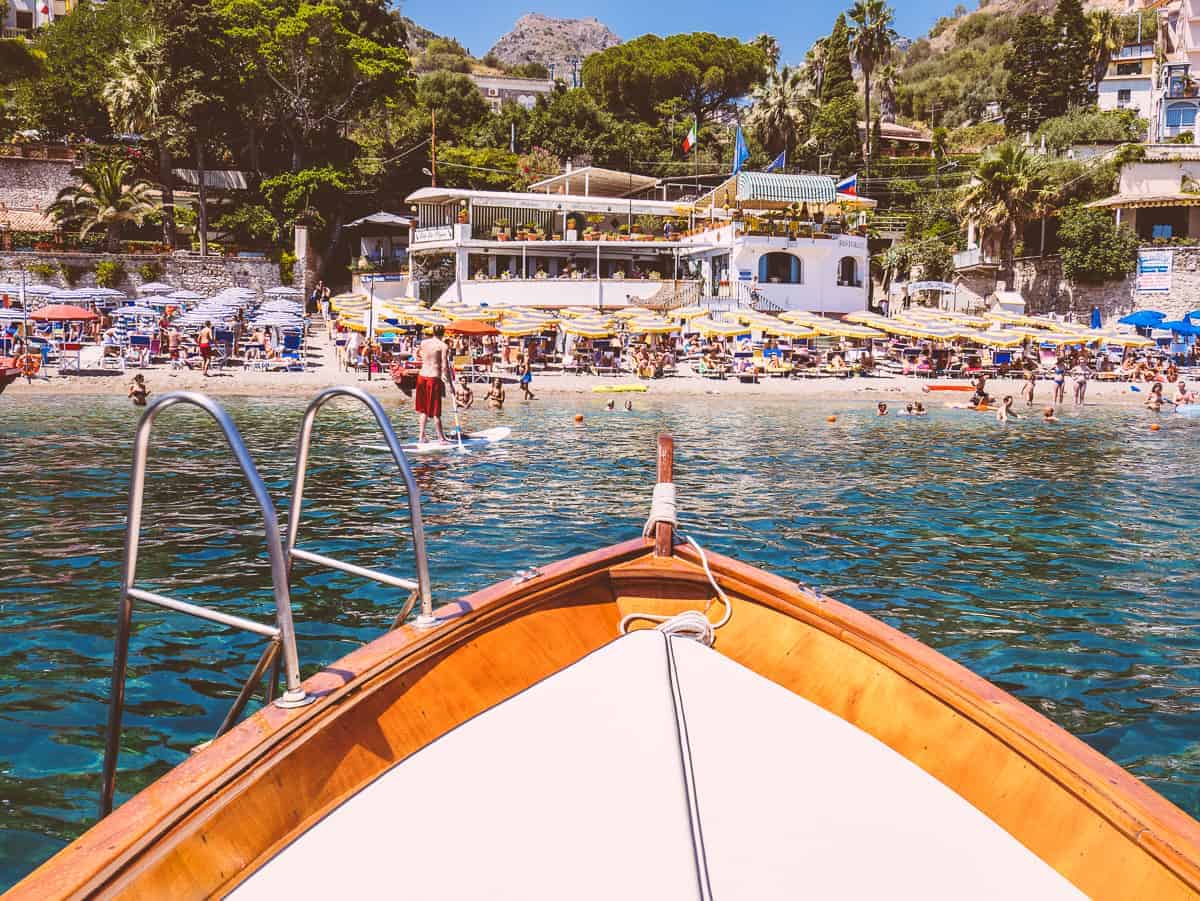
[682,120,697,154]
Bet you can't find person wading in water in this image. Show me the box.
[415,325,454,444]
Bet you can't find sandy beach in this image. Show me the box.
[2,327,1158,407]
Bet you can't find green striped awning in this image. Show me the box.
[734,173,836,205]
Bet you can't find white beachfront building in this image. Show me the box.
[400,167,874,314]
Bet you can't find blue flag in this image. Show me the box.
[766,150,786,172]
[732,125,749,174]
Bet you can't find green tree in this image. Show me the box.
[1058,205,1138,282]
[217,0,414,171]
[1001,15,1057,134]
[419,71,491,145]
[508,61,550,79]
[1054,0,1092,111]
[0,39,42,86]
[808,94,860,174]
[821,14,855,103]
[747,66,811,160]
[416,36,472,73]
[13,0,145,138]
[1087,10,1125,88]
[849,0,897,174]
[436,146,520,190]
[46,158,161,251]
[1034,107,1146,152]
[581,33,768,127]
[958,142,1050,284]
[101,28,179,247]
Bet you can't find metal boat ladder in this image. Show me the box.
[284,386,434,629]
[99,388,434,817]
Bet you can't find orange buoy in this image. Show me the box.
[574,413,584,423]
[826,415,837,423]
[1150,423,1161,432]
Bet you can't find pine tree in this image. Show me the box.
[1002,15,1058,134]
[1053,0,1092,110]
[821,14,856,103]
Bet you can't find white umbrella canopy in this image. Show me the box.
[23,284,58,296]
[137,281,175,295]
[166,289,206,302]
[88,287,128,298]
[264,285,303,297]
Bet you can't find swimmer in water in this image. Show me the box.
[903,403,914,415]
[913,401,927,416]
[996,395,1019,422]
[1042,406,1059,423]
[605,399,615,410]
[484,377,505,410]
[127,373,150,407]
[624,400,633,411]
[877,402,888,416]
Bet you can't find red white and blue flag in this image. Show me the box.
[836,174,858,196]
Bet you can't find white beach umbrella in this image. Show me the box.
[166,289,206,302]
[264,285,303,297]
[24,284,58,296]
[137,281,175,295]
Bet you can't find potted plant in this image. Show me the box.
[493,218,509,238]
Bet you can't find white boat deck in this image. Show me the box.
[234,631,1084,899]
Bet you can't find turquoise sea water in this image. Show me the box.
[1,392,1199,889]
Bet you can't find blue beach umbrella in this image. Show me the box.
[1090,307,1101,329]
[1118,310,1165,327]
[1156,319,1200,336]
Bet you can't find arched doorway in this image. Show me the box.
[758,252,802,284]
[837,256,862,287]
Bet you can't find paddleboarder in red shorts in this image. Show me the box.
[415,324,453,444]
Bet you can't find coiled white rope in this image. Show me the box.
[622,483,732,646]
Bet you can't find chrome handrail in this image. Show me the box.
[285,386,435,627]
[99,392,312,818]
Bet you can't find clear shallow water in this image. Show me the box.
[2,392,1200,888]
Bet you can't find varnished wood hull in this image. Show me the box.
[11,538,1200,899]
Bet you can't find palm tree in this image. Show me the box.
[803,38,828,100]
[1087,10,1126,89]
[957,142,1050,289]
[101,29,177,248]
[747,66,812,162]
[849,0,898,177]
[46,159,161,252]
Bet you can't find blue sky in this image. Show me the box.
[399,0,957,65]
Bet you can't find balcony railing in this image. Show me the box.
[953,247,1001,270]
[1,27,32,39]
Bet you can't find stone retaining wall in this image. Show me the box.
[0,156,78,211]
[0,251,287,297]
[951,247,1200,324]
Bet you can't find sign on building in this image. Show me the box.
[1136,249,1173,293]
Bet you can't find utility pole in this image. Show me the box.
[430,109,437,187]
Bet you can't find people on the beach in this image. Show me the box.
[1021,369,1036,406]
[198,321,214,377]
[1071,360,1090,406]
[519,357,535,400]
[415,325,453,444]
[969,374,991,409]
[127,373,150,407]
[1052,362,1066,405]
[996,395,1019,422]
[484,378,505,410]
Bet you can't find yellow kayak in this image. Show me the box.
[592,384,649,393]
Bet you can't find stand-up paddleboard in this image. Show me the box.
[368,427,512,455]
[592,384,648,393]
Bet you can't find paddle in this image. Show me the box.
[447,376,466,453]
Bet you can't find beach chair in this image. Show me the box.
[280,332,305,371]
[58,341,83,373]
[127,334,152,368]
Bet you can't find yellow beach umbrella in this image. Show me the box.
[812,322,886,340]
[625,316,677,335]
[672,305,708,320]
[964,330,1027,348]
[613,306,654,319]
[560,318,613,338]
[691,316,747,338]
[764,322,819,339]
[843,310,888,326]
[1093,331,1154,348]
[498,318,552,337]
[778,310,822,325]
